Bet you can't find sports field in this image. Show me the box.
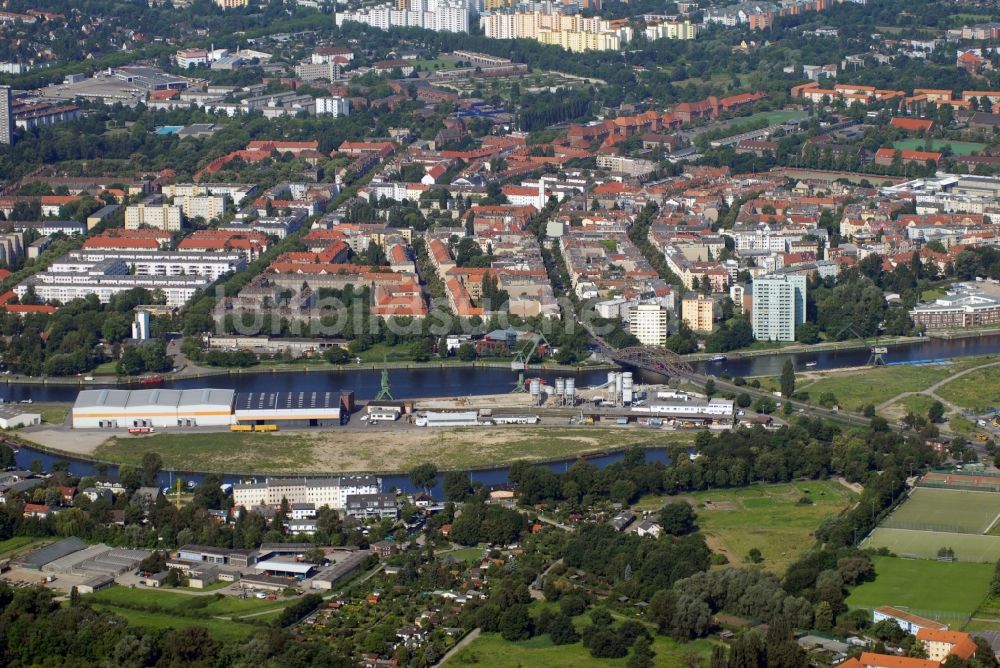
[846,556,992,624]
[922,471,1000,493]
[864,527,1000,562]
[893,139,987,156]
[881,488,1000,534]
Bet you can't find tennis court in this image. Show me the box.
[921,471,1000,492]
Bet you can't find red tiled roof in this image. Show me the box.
[890,117,934,131]
[875,148,943,161]
[857,653,938,668]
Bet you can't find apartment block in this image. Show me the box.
[628,303,669,346]
[125,203,184,231]
[480,10,632,51]
[233,476,382,511]
[0,86,12,145]
[682,294,714,332]
[179,195,227,222]
[316,97,350,117]
[751,274,806,341]
[644,20,697,40]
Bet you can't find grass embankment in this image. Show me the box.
[846,556,992,625]
[448,601,717,667]
[936,367,1000,412]
[33,403,69,425]
[84,585,291,641]
[94,427,694,474]
[968,594,1000,633]
[790,356,998,412]
[798,366,956,411]
[0,536,51,558]
[891,395,936,419]
[636,480,856,574]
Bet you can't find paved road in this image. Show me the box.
[433,628,480,667]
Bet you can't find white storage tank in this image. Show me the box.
[622,372,634,404]
[529,378,541,402]
[565,378,576,405]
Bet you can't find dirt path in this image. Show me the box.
[836,477,863,495]
[876,359,1000,411]
[530,558,565,601]
[435,628,480,667]
[703,533,740,566]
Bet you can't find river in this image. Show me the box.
[9,332,1000,487]
[11,441,671,497]
[5,333,1000,404]
[693,333,1000,377]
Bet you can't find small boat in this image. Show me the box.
[708,355,727,363]
[139,375,163,385]
[805,361,818,368]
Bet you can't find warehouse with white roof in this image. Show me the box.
[72,388,235,429]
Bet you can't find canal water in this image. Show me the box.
[695,334,1000,377]
[8,333,1000,487]
[6,333,1000,404]
[11,442,672,497]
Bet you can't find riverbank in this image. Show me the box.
[11,425,693,476]
[0,359,618,387]
[9,327,1000,388]
[686,335,924,362]
[926,327,1000,340]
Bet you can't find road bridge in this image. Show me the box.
[578,317,872,428]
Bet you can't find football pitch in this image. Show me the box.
[892,139,987,156]
[864,527,1000,562]
[846,556,993,623]
[881,488,1000,534]
[862,486,1000,562]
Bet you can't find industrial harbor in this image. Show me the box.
[64,368,741,437]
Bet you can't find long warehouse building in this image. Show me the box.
[233,391,342,427]
[72,388,236,429]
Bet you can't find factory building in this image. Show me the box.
[72,388,236,429]
[253,559,317,579]
[233,391,342,427]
